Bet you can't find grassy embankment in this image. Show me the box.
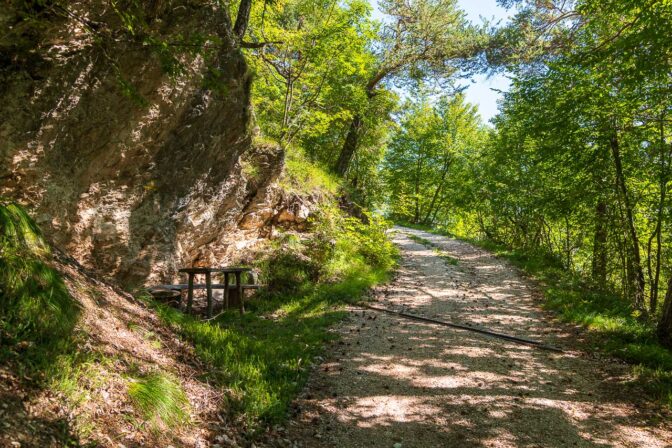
[0,201,202,444]
[398,221,672,407]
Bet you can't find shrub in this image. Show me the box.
[258,205,397,294]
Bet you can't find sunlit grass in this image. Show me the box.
[0,201,81,379]
[128,372,191,430]
[148,263,391,427]
[279,148,341,196]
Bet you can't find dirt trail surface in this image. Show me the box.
[278,227,672,448]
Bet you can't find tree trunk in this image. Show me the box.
[430,196,446,225]
[592,200,608,288]
[564,215,572,270]
[423,159,451,224]
[334,114,363,176]
[413,153,423,224]
[649,118,669,312]
[657,276,672,348]
[334,70,388,175]
[610,133,646,310]
[649,186,665,312]
[233,0,253,40]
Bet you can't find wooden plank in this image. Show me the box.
[186,273,195,313]
[224,272,230,310]
[206,271,213,318]
[236,271,244,314]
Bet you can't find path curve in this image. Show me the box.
[279,227,672,448]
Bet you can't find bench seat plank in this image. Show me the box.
[152,284,261,291]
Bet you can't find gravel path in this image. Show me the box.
[280,227,672,448]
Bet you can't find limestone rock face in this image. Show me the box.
[0,1,284,286]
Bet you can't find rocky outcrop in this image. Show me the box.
[0,1,288,287]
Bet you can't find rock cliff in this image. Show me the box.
[1,0,287,287]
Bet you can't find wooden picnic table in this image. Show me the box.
[178,266,252,316]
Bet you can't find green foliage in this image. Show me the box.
[247,0,376,149]
[313,206,398,278]
[383,92,487,225]
[245,0,485,184]
[258,205,397,293]
[147,206,397,427]
[373,0,485,87]
[429,0,672,341]
[0,200,80,373]
[128,372,191,430]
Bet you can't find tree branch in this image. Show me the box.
[241,40,283,48]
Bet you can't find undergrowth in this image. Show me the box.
[146,206,397,429]
[0,200,193,443]
[400,222,672,407]
[476,241,672,406]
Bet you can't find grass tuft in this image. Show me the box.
[407,234,433,247]
[128,372,190,429]
[406,233,458,266]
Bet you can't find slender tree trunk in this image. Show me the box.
[648,191,664,312]
[649,118,669,312]
[282,79,294,129]
[610,133,646,310]
[233,0,253,40]
[413,154,423,224]
[334,114,363,176]
[564,215,572,270]
[430,196,446,225]
[657,276,672,348]
[423,159,451,224]
[592,200,608,288]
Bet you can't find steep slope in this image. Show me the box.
[0,201,230,447]
[1,0,282,287]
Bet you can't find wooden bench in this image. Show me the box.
[153,284,261,291]
[150,267,259,317]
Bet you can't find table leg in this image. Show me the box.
[236,271,244,314]
[187,273,195,314]
[223,272,230,310]
[206,271,213,318]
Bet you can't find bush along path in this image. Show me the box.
[277,227,672,448]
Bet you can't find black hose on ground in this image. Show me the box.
[358,303,564,353]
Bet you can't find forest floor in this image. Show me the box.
[276,227,672,448]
